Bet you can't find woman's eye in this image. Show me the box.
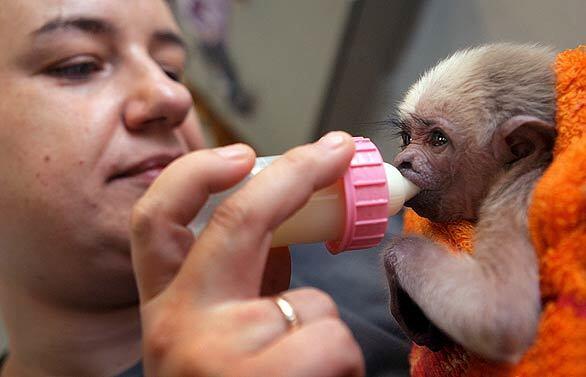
[163,69,182,82]
[430,130,448,147]
[400,132,412,147]
[47,60,101,80]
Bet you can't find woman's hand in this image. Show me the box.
[130,132,365,376]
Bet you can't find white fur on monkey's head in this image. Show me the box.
[399,43,557,145]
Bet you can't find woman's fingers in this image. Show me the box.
[237,318,365,377]
[134,132,365,377]
[275,288,340,325]
[173,132,355,304]
[143,144,255,225]
[131,144,255,301]
[201,288,341,353]
[142,287,360,377]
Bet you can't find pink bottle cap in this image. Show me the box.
[326,137,389,254]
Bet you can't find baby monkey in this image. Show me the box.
[383,43,556,362]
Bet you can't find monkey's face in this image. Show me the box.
[392,115,500,222]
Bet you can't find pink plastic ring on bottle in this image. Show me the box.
[326,137,389,254]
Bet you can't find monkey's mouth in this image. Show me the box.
[404,190,443,218]
[405,190,430,208]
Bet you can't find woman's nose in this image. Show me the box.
[123,63,193,133]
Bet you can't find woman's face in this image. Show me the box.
[0,0,203,307]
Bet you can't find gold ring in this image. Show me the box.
[274,295,300,330]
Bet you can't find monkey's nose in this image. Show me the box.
[393,151,417,173]
[398,161,413,171]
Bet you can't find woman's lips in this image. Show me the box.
[108,154,180,185]
[128,166,166,184]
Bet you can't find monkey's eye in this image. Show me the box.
[400,132,411,147]
[430,130,448,147]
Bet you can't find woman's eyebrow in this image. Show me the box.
[31,17,116,38]
[30,16,187,54]
[152,30,188,54]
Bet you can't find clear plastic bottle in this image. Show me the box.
[188,138,419,253]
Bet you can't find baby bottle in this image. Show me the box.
[188,137,419,253]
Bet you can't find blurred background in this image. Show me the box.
[1,0,585,356]
[171,0,585,163]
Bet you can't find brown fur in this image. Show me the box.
[384,43,556,362]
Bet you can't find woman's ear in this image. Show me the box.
[491,115,556,164]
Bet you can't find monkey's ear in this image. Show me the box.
[492,115,556,164]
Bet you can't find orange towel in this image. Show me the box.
[406,46,586,377]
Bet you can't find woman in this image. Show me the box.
[0,1,365,376]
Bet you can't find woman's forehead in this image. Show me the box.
[0,0,177,38]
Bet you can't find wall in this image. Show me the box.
[181,0,355,155]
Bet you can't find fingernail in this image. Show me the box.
[214,144,249,159]
[317,132,346,149]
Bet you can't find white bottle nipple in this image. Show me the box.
[383,163,420,216]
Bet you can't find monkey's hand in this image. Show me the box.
[383,236,452,351]
[383,235,539,363]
